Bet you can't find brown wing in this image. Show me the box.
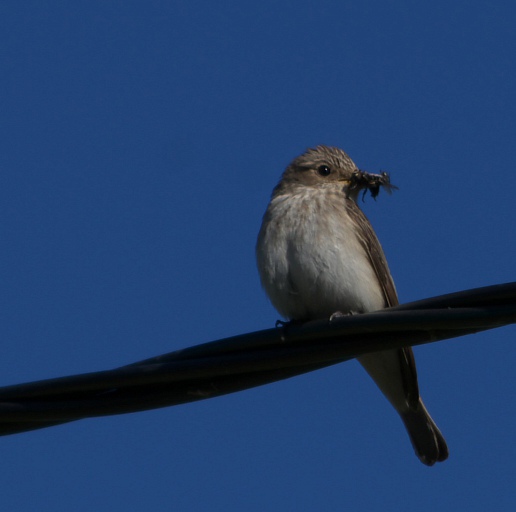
[345,201,398,307]
[345,200,420,408]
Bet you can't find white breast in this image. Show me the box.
[256,187,386,320]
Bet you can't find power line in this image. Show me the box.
[0,282,515,437]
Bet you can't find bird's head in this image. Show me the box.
[275,145,397,201]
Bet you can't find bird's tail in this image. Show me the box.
[401,399,449,466]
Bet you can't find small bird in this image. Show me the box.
[256,145,448,465]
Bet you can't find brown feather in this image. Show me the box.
[345,199,420,408]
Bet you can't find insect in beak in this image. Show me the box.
[349,170,398,201]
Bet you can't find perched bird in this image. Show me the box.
[256,145,448,465]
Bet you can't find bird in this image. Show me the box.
[256,145,448,465]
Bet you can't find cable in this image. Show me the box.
[0,282,515,436]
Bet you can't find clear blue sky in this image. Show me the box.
[1,1,515,510]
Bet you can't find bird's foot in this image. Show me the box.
[329,310,359,322]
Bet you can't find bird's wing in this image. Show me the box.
[345,200,398,307]
[345,200,420,408]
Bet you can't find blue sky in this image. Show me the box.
[1,1,515,510]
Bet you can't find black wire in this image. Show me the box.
[0,282,515,437]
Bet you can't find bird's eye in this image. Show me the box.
[317,165,331,177]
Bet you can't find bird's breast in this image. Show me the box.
[256,188,385,320]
